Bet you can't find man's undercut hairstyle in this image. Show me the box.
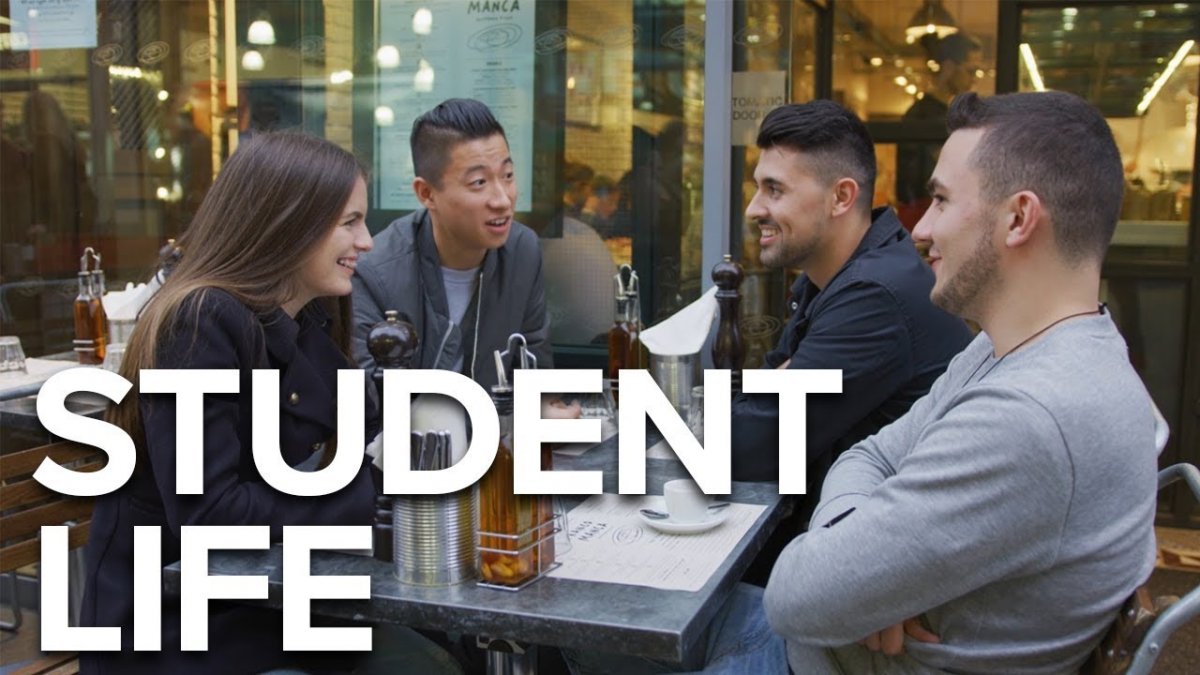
[947,91,1123,265]
[756,100,877,214]
[411,98,507,188]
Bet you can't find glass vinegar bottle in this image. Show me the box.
[477,376,555,587]
[73,271,106,364]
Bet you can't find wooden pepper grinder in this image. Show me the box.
[711,254,746,392]
[366,310,419,563]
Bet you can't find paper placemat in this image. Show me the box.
[548,494,765,592]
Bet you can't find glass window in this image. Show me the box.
[731,0,819,368]
[832,0,998,230]
[1019,3,1197,259]
[1,0,713,362]
[2,0,219,357]
[1101,276,1189,465]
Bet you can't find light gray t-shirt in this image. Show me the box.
[764,314,1160,674]
[441,266,479,373]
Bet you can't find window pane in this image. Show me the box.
[732,1,818,368]
[833,0,997,121]
[1019,3,1197,258]
[2,0,220,357]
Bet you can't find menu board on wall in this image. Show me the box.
[8,0,98,51]
[377,0,535,212]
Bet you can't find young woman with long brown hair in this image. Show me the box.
[79,133,460,674]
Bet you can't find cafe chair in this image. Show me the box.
[0,440,103,674]
[1081,462,1200,675]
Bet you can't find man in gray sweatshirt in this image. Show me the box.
[762,91,1160,674]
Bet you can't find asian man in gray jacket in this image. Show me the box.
[352,98,551,389]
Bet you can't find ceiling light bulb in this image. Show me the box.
[248,19,275,45]
[242,50,264,71]
[414,59,435,92]
[413,8,433,35]
[376,45,400,69]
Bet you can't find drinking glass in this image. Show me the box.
[687,385,704,440]
[0,336,27,374]
[102,343,126,373]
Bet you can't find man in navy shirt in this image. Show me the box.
[731,101,971,494]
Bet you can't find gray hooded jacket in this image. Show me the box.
[351,209,552,391]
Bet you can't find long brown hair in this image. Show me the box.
[110,132,365,450]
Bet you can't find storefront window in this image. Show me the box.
[1019,2,1197,259]
[1,0,713,360]
[731,0,819,368]
[832,0,998,230]
[2,0,219,356]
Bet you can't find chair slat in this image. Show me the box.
[0,521,91,574]
[0,461,104,511]
[1,498,93,543]
[0,442,104,481]
[10,653,79,675]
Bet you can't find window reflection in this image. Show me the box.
[832,0,997,230]
[1021,3,1197,255]
[1,1,218,357]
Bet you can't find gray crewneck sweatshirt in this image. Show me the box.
[764,314,1160,674]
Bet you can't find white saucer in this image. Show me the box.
[639,509,729,535]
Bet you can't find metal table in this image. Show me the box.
[162,434,791,673]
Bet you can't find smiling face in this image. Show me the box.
[913,129,999,319]
[417,133,516,270]
[745,146,834,270]
[284,176,372,316]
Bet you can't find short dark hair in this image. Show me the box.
[921,32,981,65]
[756,100,876,213]
[411,98,507,187]
[947,91,1123,264]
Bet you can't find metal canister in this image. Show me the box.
[649,352,701,418]
[392,488,479,587]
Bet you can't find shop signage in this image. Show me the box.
[731,70,787,146]
[8,0,97,51]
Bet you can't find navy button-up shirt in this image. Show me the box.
[731,207,972,488]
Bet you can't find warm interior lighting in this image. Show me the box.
[1019,43,1046,92]
[108,65,145,79]
[869,57,883,67]
[413,8,433,35]
[247,19,275,45]
[241,50,265,72]
[414,59,435,92]
[905,0,958,41]
[376,45,400,69]
[1137,40,1195,115]
[375,106,395,127]
[329,70,354,85]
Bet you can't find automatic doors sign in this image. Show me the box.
[9,0,98,51]
[731,71,787,146]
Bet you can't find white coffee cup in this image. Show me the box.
[663,479,709,523]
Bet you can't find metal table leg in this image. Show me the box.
[478,636,537,675]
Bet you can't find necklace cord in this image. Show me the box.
[968,305,1105,383]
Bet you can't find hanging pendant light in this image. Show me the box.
[905,0,958,42]
[248,16,276,45]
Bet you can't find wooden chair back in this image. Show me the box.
[0,440,105,574]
